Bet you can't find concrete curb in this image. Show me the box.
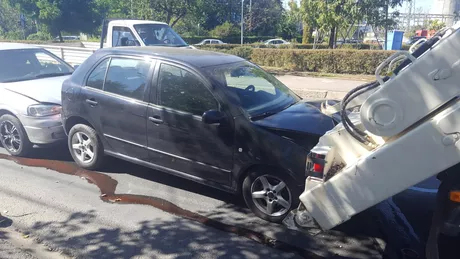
[294,89,348,100]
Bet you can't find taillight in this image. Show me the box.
[306,152,326,179]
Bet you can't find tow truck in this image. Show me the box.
[283,22,460,259]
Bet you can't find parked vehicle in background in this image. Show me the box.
[99,19,193,49]
[195,39,227,45]
[54,35,80,41]
[0,43,75,156]
[406,36,427,45]
[61,46,338,223]
[263,39,290,46]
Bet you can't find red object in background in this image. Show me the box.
[415,29,437,38]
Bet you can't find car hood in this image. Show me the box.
[0,75,70,105]
[252,101,336,136]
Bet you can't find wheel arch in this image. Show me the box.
[236,163,301,193]
[64,116,95,135]
[0,109,17,118]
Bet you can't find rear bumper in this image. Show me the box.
[19,114,66,144]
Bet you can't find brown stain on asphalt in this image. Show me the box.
[0,153,322,259]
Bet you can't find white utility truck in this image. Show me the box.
[98,19,193,49]
[283,22,460,259]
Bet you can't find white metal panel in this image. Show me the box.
[300,100,460,230]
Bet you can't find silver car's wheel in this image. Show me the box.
[250,174,292,217]
[0,114,32,157]
[71,132,95,164]
[1,121,21,153]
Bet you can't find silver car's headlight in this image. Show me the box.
[27,104,62,117]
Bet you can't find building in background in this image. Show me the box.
[431,0,458,26]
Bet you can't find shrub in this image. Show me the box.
[26,32,52,41]
[209,22,239,38]
[250,49,396,74]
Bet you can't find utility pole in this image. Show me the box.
[241,0,244,45]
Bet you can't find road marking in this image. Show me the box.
[408,187,438,194]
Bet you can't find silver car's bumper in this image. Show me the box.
[19,114,66,144]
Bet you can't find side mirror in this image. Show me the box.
[202,110,225,124]
[73,65,79,69]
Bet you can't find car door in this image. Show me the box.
[146,61,234,185]
[84,55,154,160]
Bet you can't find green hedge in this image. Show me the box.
[196,43,411,50]
[250,49,396,74]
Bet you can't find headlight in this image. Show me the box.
[27,104,62,117]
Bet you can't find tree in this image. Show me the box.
[300,0,407,48]
[245,0,284,36]
[427,20,446,31]
[150,0,195,27]
[276,0,302,40]
[209,21,239,38]
[10,0,102,41]
[0,0,21,38]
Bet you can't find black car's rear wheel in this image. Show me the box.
[242,169,300,223]
[68,124,104,170]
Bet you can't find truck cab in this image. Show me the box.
[99,19,192,49]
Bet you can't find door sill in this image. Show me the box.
[104,150,236,194]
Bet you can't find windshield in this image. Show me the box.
[205,61,300,117]
[0,48,74,83]
[133,24,188,47]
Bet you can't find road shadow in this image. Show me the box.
[0,213,12,229]
[30,210,301,259]
[28,210,386,259]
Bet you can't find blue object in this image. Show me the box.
[385,30,404,50]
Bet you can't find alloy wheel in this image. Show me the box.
[0,121,22,153]
[71,132,95,164]
[250,174,292,217]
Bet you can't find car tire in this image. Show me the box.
[68,124,105,170]
[0,114,32,157]
[242,168,300,223]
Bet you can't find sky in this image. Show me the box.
[281,0,434,13]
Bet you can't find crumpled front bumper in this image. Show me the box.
[19,113,66,145]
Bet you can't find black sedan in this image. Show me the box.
[61,46,337,223]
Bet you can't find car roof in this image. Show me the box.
[109,20,168,26]
[97,46,245,68]
[0,43,40,51]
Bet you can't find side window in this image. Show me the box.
[104,57,151,101]
[112,26,136,47]
[158,63,218,116]
[86,58,109,90]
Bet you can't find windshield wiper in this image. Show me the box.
[250,110,279,121]
[34,72,72,79]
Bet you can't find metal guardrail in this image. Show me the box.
[37,45,95,65]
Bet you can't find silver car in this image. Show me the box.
[0,43,74,156]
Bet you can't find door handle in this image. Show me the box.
[148,116,163,124]
[86,99,98,106]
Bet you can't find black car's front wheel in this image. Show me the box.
[242,169,300,223]
[68,124,104,170]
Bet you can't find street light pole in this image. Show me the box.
[241,0,244,45]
